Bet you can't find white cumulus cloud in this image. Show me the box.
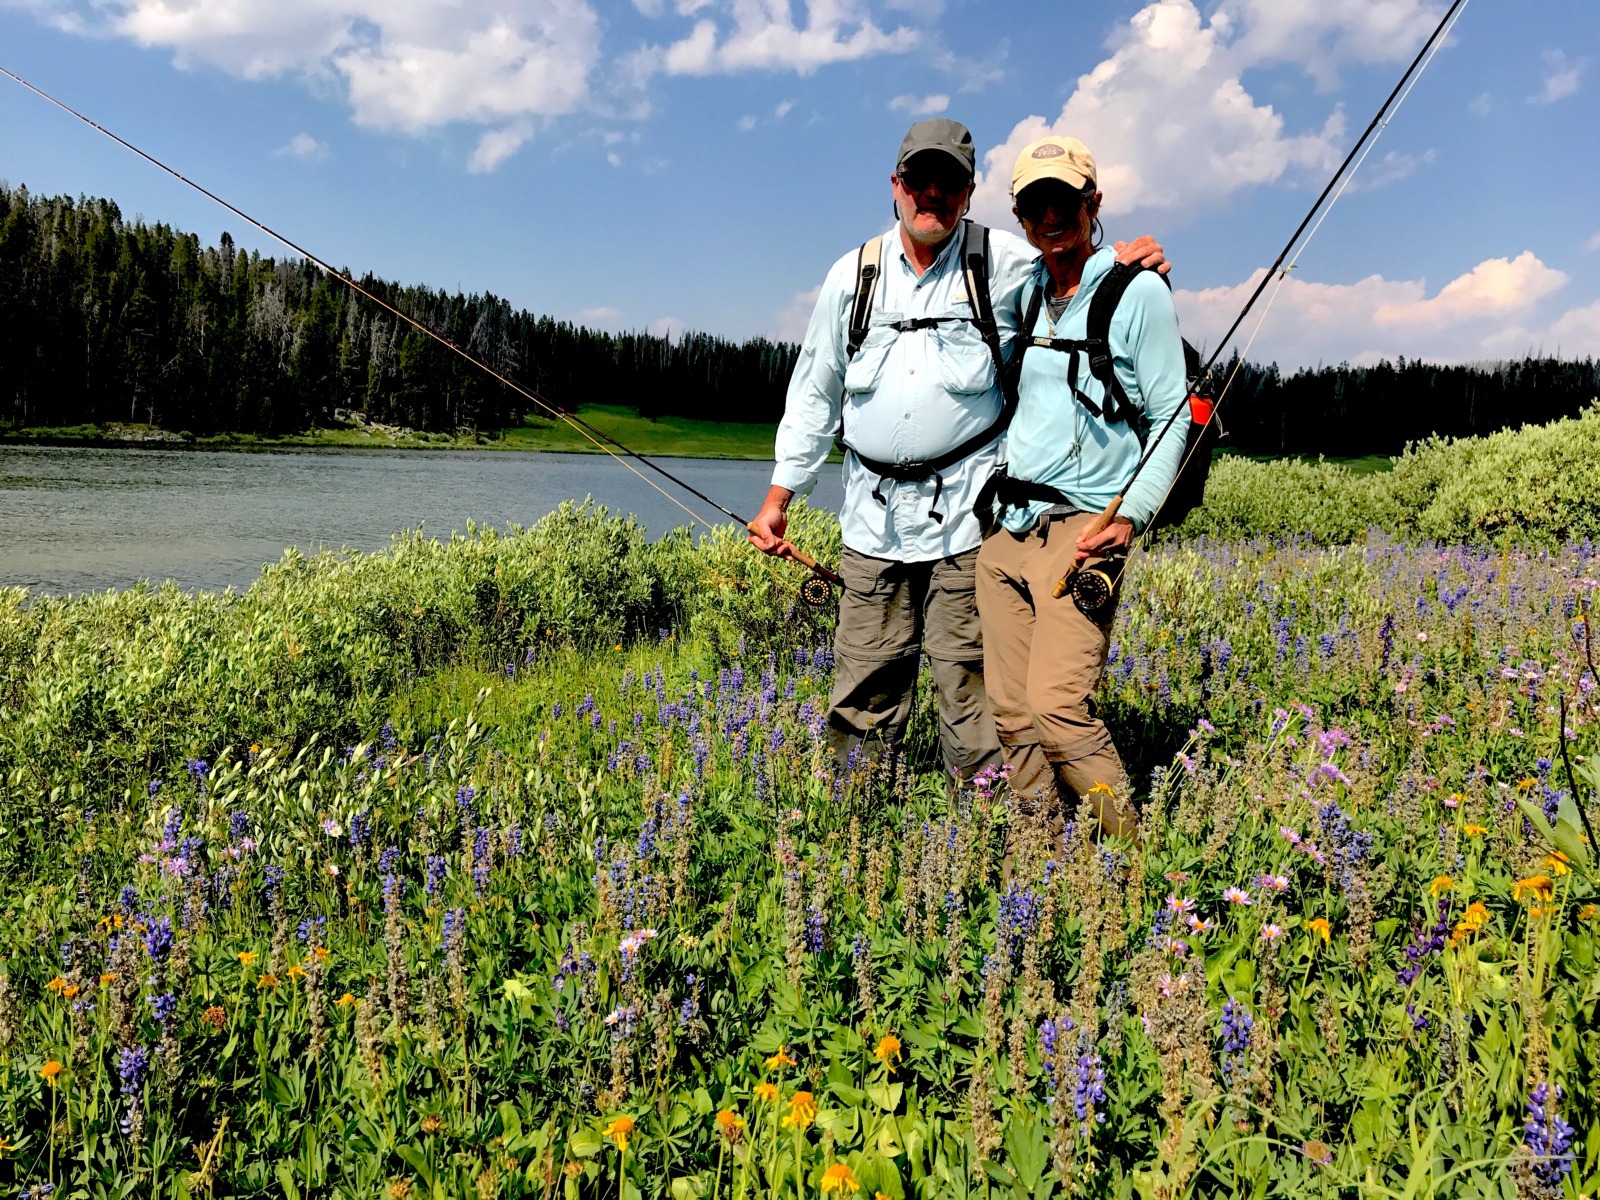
[30,0,602,162]
[274,132,329,162]
[971,0,1450,224]
[631,0,920,78]
[771,284,822,342]
[1173,251,1577,370]
[888,92,948,116]
[576,305,623,323]
[1530,48,1586,104]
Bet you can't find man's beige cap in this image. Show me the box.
[1011,135,1097,196]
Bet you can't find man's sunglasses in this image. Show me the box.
[897,163,972,195]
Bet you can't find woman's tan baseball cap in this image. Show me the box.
[1011,135,1097,196]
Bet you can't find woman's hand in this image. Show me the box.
[1075,514,1135,561]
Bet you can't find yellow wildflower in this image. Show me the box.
[41,1060,64,1086]
[1087,781,1115,796]
[61,984,80,1000]
[562,1163,583,1179]
[782,1091,817,1131]
[820,1163,861,1193]
[1512,875,1555,904]
[764,1045,797,1070]
[1516,777,1539,792]
[45,976,67,994]
[335,992,357,1008]
[313,946,331,961]
[873,1034,902,1070]
[1463,824,1489,837]
[754,1082,779,1104]
[1428,876,1454,897]
[99,973,116,986]
[0,1134,12,1158]
[1460,901,1490,931]
[237,951,258,966]
[604,1115,635,1153]
[715,1109,745,1140]
[285,963,307,982]
[256,973,279,990]
[1307,918,1332,943]
[1578,904,1598,921]
[1544,852,1571,878]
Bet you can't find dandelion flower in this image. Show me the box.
[237,951,258,966]
[1223,887,1253,906]
[873,1035,902,1067]
[1307,918,1332,943]
[1428,876,1454,896]
[782,1091,817,1131]
[1260,923,1285,941]
[754,1082,779,1104]
[1513,875,1555,904]
[1463,824,1488,837]
[820,1163,861,1193]
[41,1060,63,1086]
[604,1115,635,1153]
[335,992,357,1008]
[764,1045,797,1070]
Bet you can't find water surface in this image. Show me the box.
[0,446,842,595]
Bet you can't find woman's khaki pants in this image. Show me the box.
[974,513,1137,838]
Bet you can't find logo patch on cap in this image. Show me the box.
[1032,143,1066,159]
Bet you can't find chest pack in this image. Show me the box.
[839,220,1017,523]
[1002,260,1220,532]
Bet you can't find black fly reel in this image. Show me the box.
[1068,557,1124,621]
[799,573,835,609]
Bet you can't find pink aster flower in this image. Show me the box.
[1165,895,1197,914]
[1223,887,1253,906]
[1260,923,1285,941]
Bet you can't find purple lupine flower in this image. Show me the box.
[804,906,825,954]
[1073,1036,1107,1129]
[425,854,448,899]
[1524,1082,1576,1192]
[1220,997,1254,1081]
[149,992,177,1026]
[472,827,492,895]
[349,809,373,851]
[442,908,465,953]
[378,845,401,874]
[142,916,174,961]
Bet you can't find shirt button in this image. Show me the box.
[903,411,911,418]
[908,367,916,375]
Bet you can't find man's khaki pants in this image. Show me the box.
[974,514,1137,837]
[828,547,1002,780]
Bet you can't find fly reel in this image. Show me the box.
[799,573,835,609]
[1066,560,1122,621]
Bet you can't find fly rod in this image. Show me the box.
[1052,0,1469,601]
[0,64,843,603]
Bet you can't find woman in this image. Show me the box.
[975,135,1190,840]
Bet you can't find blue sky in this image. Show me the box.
[1,0,1596,371]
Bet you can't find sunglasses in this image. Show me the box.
[1015,183,1091,225]
[897,163,972,195]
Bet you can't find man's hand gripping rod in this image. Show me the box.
[1051,497,1122,600]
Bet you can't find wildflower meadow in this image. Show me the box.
[1,421,1599,1198]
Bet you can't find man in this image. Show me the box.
[747,118,1164,781]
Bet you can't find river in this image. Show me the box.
[0,446,843,595]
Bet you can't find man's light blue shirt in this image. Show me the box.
[1000,248,1189,535]
[773,222,1037,562]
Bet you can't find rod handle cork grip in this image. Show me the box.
[1051,495,1123,599]
[747,523,843,586]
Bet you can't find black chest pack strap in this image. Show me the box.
[840,220,1017,523]
[1010,259,1154,441]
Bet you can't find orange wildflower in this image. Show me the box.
[45,977,67,994]
[1512,875,1555,904]
[819,1163,861,1193]
[604,1116,635,1153]
[1307,918,1332,943]
[873,1034,902,1068]
[1428,876,1454,896]
[754,1082,779,1104]
[782,1091,817,1131]
[41,1060,64,1086]
[764,1045,797,1070]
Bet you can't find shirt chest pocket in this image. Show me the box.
[841,317,900,397]
[930,315,996,396]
